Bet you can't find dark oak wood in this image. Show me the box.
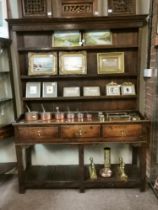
[8,15,150,193]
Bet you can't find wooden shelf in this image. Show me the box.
[23,95,137,101]
[23,164,140,189]
[18,45,138,52]
[21,74,138,80]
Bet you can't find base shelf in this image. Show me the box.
[23,164,141,190]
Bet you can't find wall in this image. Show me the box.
[0,0,150,166]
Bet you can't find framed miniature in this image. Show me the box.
[121,82,136,95]
[83,30,112,46]
[106,82,120,96]
[0,0,9,38]
[26,82,41,98]
[63,87,80,97]
[42,82,57,98]
[28,52,57,75]
[97,52,124,74]
[59,51,87,75]
[52,31,82,47]
[83,86,100,96]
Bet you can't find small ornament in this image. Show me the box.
[100,147,112,178]
[118,157,128,181]
[89,157,97,180]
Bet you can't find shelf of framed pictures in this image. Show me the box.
[17,45,139,52]
[21,73,138,80]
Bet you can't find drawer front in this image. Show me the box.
[103,124,143,138]
[16,126,58,141]
[61,125,101,138]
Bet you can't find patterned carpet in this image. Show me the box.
[0,175,158,210]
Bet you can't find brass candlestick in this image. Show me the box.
[100,147,112,178]
[118,157,128,181]
[89,157,97,180]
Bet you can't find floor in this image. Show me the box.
[0,175,158,210]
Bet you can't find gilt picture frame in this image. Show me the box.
[28,52,57,75]
[59,51,87,75]
[52,31,82,47]
[97,52,124,74]
[83,30,112,46]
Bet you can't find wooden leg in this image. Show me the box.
[16,145,25,194]
[25,146,33,170]
[132,146,138,165]
[139,143,147,192]
[79,144,85,193]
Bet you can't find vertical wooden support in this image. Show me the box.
[79,144,85,193]
[16,145,25,193]
[139,143,147,192]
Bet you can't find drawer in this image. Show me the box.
[103,124,143,138]
[61,125,101,138]
[15,126,58,141]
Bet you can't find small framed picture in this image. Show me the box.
[0,0,9,38]
[26,82,41,98]
[52,31,82,47]
[121,82,136,95]
[42,82,57,98]
[106,82,120,96]
[97,52,124,74]
[83,30,112,46]
[59,51,87,75]
[63,87,80,97]
[83,86,100,96]
[28,52,57,75]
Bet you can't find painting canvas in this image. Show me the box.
[28,53,57,75]
[59,51,87,75]
[83,30,112,46]
[52,31,81,47]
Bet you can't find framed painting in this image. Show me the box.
[26,82,41,98]
[121,82,136,95]
[83,86,100,96]
[59,51,87,75]
[106,82,121,96]
[63,87,80,97]
[42,82,57,98]
[83,30,112,46]
[97,52,124,74]
[28,52,57,75]
[52,31,81,47]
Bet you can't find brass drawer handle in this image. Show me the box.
[76,128,83,137]
[121,130,126,137]
[37,130,41,137]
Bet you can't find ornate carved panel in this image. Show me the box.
[21,0,47,17]
[61,0,95,17]
[108,0,136,15]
